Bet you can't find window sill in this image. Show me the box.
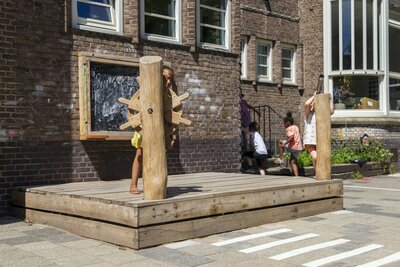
[72,25,123,36]
[282,82,298,88]
[198,43,231,53]
[332,116,400,125]
[142,34,182,45]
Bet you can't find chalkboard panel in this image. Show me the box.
[90,62,139,132]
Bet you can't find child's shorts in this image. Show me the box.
[285,147,301,158]
[254,153,268,170]
[131,131,142,149]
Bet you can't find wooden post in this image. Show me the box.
[139,56,168,199]
[314,94,331,180]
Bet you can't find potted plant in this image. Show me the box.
[333,76,354,109]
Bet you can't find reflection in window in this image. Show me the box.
[333,76,379,110]
[72,0,122,34]
[331,0,339,70]
[256,43,271,81]
[282,48,295,83]
[240,38,248,79]
[342,0,352,70]
[198,0,230,48]
[143,0,178,39]
[354,0,363,69]
[390,78,400,111]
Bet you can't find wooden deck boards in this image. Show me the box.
[11,172,343,249]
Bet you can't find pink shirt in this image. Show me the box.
[286,125,302,151]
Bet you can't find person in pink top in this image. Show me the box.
[275,111,303,176]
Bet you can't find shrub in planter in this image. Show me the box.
[298,138,394,174]
[297,150,312,167]
[332,138,394,174]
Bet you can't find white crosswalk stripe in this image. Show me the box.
[239,233,319,254]
[303,244,384,267]
[211,228,292,246]
[269,238,351,260]
[356,251,400,267]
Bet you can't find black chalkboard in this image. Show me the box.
[90,62,139,132]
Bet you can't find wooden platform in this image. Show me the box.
[11,172,343,249]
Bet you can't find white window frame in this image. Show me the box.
[323,0,389,117]
[281,45,296,84]
[388,1,400,113]
[72,0,123,35]
[240,37,248,79]
[196,0,231,50]
[256,40,273,82]
[140,0,182,44]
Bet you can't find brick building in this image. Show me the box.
[1,0,398,212]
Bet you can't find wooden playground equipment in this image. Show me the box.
[11,60,342,249]
[118,56,191,200]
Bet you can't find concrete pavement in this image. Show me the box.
[1,173,399,266]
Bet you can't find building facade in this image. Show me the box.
[1,0,397,212]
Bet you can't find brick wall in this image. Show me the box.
[0,0,242,211]
[239,0,302,153]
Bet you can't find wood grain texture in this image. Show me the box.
[11,172,343,249]
[139,56,168,200]
[315,94,332,180]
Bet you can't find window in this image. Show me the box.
[240,38,248,79]
[72,0,123,35]
[389,1,400,111]
[141,0,181,44]
[256,42,272,82]
[325,0,391,113]
[197,0,231,50]
[282,46,296,84]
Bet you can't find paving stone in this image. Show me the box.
[0,230,27,240]
[118,258,177,267]
[97,250,149,264]
[138,246,215,267]
[0,235,43,245]
[0,247,36,261]
[43,233,82,243]
[30,246,82,260]
[302,216,326,222]
[62,239,103,249]
[0,256,58,267]
[50,253,102,266]
[22,227,68,238]
[80,244,122,256]
[15,241,60,251]
[0,243,12,252]
[164,240,201,249]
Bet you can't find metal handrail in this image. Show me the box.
[250,105,285,155]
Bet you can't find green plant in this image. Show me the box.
[283,151,291,160]
[351,170,363,179]
[331,147,358,164]
[331,138,394,174]
[297,150,312,167]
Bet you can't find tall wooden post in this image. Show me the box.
[315,94,331,180]
[139,56,168,199]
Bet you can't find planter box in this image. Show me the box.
[299,162,389,179]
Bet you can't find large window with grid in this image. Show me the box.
[72,0,123,35]
[141,0,181,44]
[256,41,272,82]
[197,0,231,50]
[324,0,400,115]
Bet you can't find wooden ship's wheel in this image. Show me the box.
[118,88,191,146]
